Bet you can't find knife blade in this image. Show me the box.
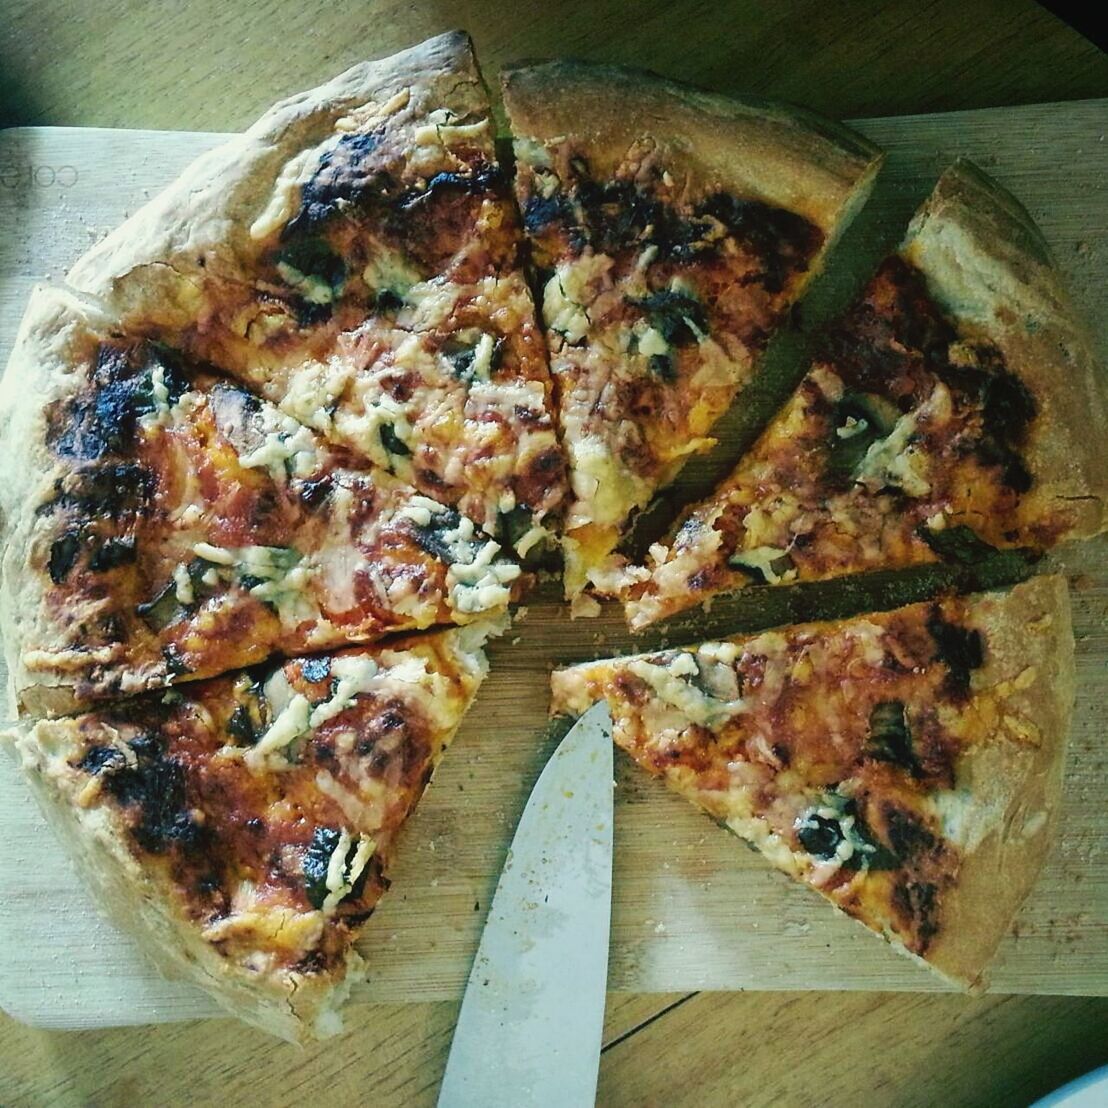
[438,700,614,1108]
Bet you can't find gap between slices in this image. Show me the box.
[551,575,1073,990]
[64,31,568,562]
[0,285,523,717]
[1,621,497,1042]
[501,60,884,616]
[621,161,1108,631]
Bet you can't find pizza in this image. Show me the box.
[2,623,493,1041]
[0,32,1098,1044]
[623,162,1108,629]
[502,61,883,614]
[552,576,1072,988]
[65,32,567,560]
[0,286,521,716]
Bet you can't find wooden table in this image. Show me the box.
[1,2,1106,1104]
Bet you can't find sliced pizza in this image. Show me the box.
[65,32,566,558]
[552,575,1072,988]
[0,287,522,715]
[625,161,1108,629]
[2,621,493,1041]
[501,60,883,613]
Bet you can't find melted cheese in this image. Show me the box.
[627,652,745,727]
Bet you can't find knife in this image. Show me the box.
[438,700,614,1108]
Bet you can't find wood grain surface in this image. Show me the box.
[1,2,1106,1104]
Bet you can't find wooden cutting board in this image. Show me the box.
[0,100,1105,1031]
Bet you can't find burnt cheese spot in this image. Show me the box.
[926,609,984,697]
[882,805,938,860]
[523,191,572,232]
[88,535,137,572]
[100,734,203,855]
[865,701,919,774]
[398,164,506,211]
[48,530,82,584]
[76,745,128,775]
[39,463,155,519]
[50,345,190,461]
[284,131,385,237]
[694,192,824,293]
[891,879,941,950]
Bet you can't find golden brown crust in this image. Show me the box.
[902,160,1108,542]
[923,574,1072,988]
[501,59,883,236]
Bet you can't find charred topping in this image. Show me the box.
[88,535,137,572]
[302,826,344,910]
[865,701,919,775]
[283,131,386,238]
[926,609,984,697]
[38,463,155,519]
[695,192,823,294]
[48,530,82,584]
[916,523,998,564]
[891,879,940,950]
[98,733,204,855]
[882,805,938,860]
[626,290,708,347]
[50,344,190,461]
[75,745,128,775]
[162,643,193,677]
[408,506,462,563]
[536,157,822,286]
[822,257,1036,494]
[398,164,506,211]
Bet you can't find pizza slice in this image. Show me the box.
[0,287,522,715]
[625,161,1108,629]
[65,32,566,558]
[501,61,883,613]
[551,575,1072,988]
[2,621,493,1041]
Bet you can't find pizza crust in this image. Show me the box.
[2,722,355,1042]
[65,30,486,327]
[921,574,1073,989]
[0,285,139,717]
[501,59,883,241]
[902,160,1108,543]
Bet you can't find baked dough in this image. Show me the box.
[502,61,883,613]
[553,575,1072,989]
[2,623,493,1042]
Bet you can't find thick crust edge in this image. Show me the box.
[501,59,883,239]
[0,285,125,717]
[903,160,1108,542]
[923,574,1073,989]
